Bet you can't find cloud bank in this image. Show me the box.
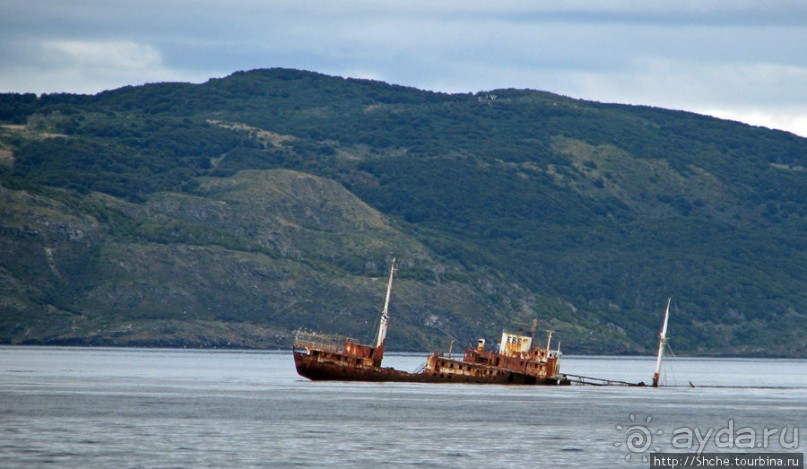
[1,0,805,136]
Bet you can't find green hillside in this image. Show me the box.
[1,68,804,356]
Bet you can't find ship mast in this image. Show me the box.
[652,297,672,388]
[375,258,397,348]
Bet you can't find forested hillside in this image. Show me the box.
[1,68,804,356]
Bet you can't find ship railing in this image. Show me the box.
[564,374,645,387]
[293,331,358,353]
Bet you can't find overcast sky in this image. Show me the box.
[1,1,805,136]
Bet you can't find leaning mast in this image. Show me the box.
[375,258,397,348]
[652,297,672,388]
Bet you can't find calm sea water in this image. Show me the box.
[1,347,804,468]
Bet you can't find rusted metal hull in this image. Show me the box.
[293,351,421,382]
[292,259,574,386]
[293,350,571,385]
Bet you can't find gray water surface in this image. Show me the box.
[1,347,804,467]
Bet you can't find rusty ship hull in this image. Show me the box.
[293,332,571,385]
[292,259,570,385]
[294,352,570,386]
[293,349,570,385]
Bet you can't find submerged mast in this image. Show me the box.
[375,258,397,348]
[652,297,672,388]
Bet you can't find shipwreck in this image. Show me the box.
[293,259,673,386]
[293,259,576,385]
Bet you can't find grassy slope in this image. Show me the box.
[0,68,804,356]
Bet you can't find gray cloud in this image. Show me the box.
[1,0,805,135]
